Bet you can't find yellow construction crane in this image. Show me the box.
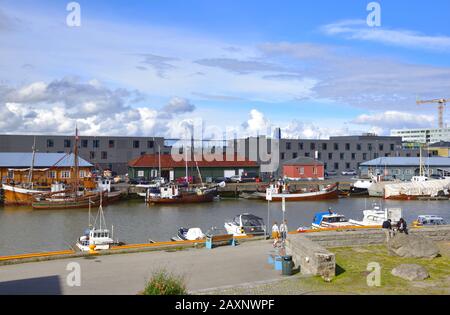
[416,98,449,129]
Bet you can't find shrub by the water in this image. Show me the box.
[143,269,187,295]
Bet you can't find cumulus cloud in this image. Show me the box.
[352,111,435,134]
[0,79,198,137]
[322,20,450,52]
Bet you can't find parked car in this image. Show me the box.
[128,177,150,185]
[214,177,232,184]
[341,169,357,176]
[229,175,242,183]
[176,176,194,184]
[240,172,260,183]
[325,170,337,177]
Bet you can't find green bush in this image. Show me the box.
[143,269,187,295]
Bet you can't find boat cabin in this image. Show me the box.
[312,212,350,229]
[414,215,446,226]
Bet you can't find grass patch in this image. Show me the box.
[143,269,187,295]
[300,243,450,294]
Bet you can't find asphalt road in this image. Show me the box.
[0,240,282,295]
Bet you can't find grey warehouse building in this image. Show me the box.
[0,134,167,174]
[360,157,450,181]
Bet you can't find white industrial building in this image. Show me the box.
[391,128,450,144]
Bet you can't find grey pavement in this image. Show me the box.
[0,240,282,295]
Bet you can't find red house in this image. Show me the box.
[282,157,324,180]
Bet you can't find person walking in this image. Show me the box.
[382,219,393,242]
[271,221,280,247]
[280,220,288,242]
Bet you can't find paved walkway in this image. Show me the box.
[0,240,282,295]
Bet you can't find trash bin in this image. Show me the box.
[281,255,293,276]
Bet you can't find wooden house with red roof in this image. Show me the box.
[128,153,259,181]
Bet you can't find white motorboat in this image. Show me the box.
[311,211,353,229]
[412,215,447,227]
[350,178,374,196]
[224,213,265,236]
[171,227,205,241]
[75,197,115,252]
[349,204,402,227]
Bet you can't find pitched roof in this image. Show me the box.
[0,153,92,168]
[283,157,324,166]
[361,157,450,167]
[128,153,258,168]
[428,141,450,148]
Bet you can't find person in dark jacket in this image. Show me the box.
[382,219,393,242]
[397,218,408,235]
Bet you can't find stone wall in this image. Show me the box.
[302,226,450,248]
[285,235,335,281]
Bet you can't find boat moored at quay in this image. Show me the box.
[256,181,339,202]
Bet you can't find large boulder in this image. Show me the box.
[391,264,430,281]
[387,233,439,258]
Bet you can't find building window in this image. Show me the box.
[47,139,54,148]
[334,163,339,170]
[133,140,140,148]
[340,153,344,160]
[390,144,395,151]
[64,139,71,148]
[322,143,327,150]
[141,152,146,156]
[363,153,368,160]
[298,167,304,175]
[109,140,115,148]
[313,167,317,175]
[357,144,362,151]
[310,143,316,150]
[81,140,88,148]
[305,152,310,157]
[137,170,144,177]
[147,140,154,149]
[328,153,333,160]
[48,171,56,179]
[101,151,107,160]
[7,170,14,179]
[281,153,285,160]
[90,151,95,159]
[346,163,350,169]
[317,152,322,160]
[368,143,373,151]
[298,142,303,150]
[345,143,350,151]
[293,153,298,159]
[61,171,71,179]
[79,170,86,178]
[334,143,339,150]
[351,153,356,160]
[93,140,100,148]
[379,144,384,151]
[374,153,379,159]
[286,142,291,150]
[324,163,328,170]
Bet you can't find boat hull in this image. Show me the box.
[32,191,122,210]
[1,184,48,206]
[257,184,339,202]
[148,192,215,204]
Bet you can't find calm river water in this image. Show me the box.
[1,197,449,255]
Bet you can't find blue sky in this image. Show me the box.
[1,0,450,138]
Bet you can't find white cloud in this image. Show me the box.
[322,20,450,52]
[352,110,435,134]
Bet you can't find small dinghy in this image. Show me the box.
[171,227,205,241]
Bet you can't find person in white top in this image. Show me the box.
[280,220,288,242]
[271,222,280,247]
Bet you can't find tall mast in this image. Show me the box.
[74,126,80,198]
[419,145,423,177]
[158,144,161,178]
[185,140,188,184]
[28,136,36,187]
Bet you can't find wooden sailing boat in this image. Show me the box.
[31,128,121,210]
[2,137,51,206]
